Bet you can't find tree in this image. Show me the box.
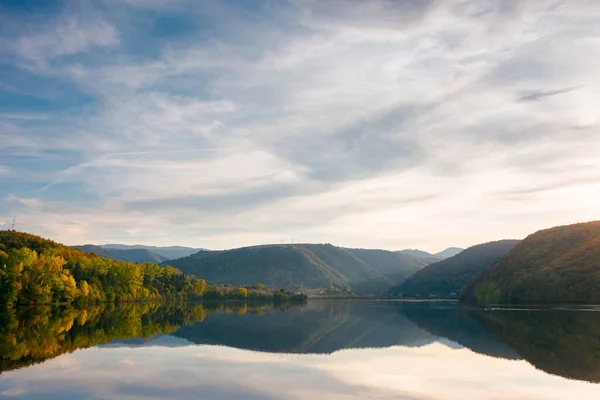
[236,287,248,299]
[193,279,207,297]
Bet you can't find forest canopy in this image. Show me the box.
[389,240,519,299]
[0,231,306,306]
[459,221,600,304]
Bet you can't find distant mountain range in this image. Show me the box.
[398,247,464,264]
[7,220,600,305]
[72,244,204,262]
[434,247,464,259]
[72,245,169,264]
[100,244,204,260]
[165,243,426,295]
[68,220,600,304]
[391,240,519,299]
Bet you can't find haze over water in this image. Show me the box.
[1,301,600,399]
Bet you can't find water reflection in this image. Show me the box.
[466,307,600,383]
[1,301,600,399]
[173,301,434,353]
[0,301,274,374]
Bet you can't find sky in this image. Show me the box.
[1,0,599,252]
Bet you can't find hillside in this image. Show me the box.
[165,243,426,295]
[460,221,600,304]
[1,231,305,305]
[98,244,203,260]
[398,249,441,264]
[390,240,520,299]
[72,245,169,263]
[0,230,209,305]
[345,248,425,283]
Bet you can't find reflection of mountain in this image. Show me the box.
[3,300,600,384]
[402,304,600,383]
[100,335,195,348]
[400,304,520,360]
[466,308,600,383]
[173,301,435,354]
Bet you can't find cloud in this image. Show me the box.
[2,0,600,249]
[518,86,582,102]
[2,5,119,68]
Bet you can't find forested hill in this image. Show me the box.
[0,231,209,305]
[72,245,169,264]
[398,249,441,264]
[165,244,426,295]
[389,240,520,299]
[460,221,600,304]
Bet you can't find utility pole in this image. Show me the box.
[11,217,16,231]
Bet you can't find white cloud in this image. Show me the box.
[3,4,118,69]
[3,0,600,249]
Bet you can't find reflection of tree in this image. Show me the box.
[466,308,600,383]
[0,301,291,374]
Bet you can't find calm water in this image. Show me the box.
[1,301,600,400]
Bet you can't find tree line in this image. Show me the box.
[0,231,307,306]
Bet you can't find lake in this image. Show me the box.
[1,300,600,399]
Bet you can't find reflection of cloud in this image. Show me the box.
[0,387,27,396]
[119,358,135,367]
[2,344,600,400]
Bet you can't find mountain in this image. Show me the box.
[460,221,600,304]
[165,243,426,295]
[72,245,169,264]
[344,248,427,284]
[398,249,441,264]
[98,244,203,260]
[398,247,464,264]
[434,247,464,259]
[390,240,520,299]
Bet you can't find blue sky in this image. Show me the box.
[1,0,599,251]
